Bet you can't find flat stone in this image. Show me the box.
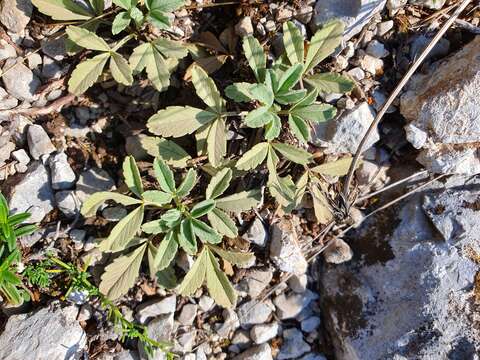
[135,295,177,325]
[313,102,379,155]
[0,39,16,61]
[27,124,55,160]
[55,190,81,218]
[237,300,274,328]
[76,167,116,203]
[409,0,446,9]
[0,86,18,110]
[242,217,268,247]
[270,218,308,275]
[400,37,480,175]
[41,37,67,61]
[198,296,214,312]
[0,304,86,360]
[11,149,30,165]
[250,322,279,344]
[273,290,318,320]
[235,17,254,37]
[278,328,311,360]
[2,58,40,101]
[287,274,307,294]
[323,238,354,264]
[301,316,321,332]
[177,304,198,326]
[312,0,386,40]
[49,152,76,190]
[233,343,272,360]
[0,0,32,33]
[138,313,174,360]
[0,141,14,164]
[102,206,127,221]
[8,161,54,223]
[239,268,273,298]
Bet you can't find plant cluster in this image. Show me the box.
[0,193,36,304]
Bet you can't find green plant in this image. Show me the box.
[26,257,171,358]
[81,156,259,307]
[0,193,36,304]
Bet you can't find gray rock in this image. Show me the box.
[27,52,42,70]
[76,167,116,203]
[404,123,427,149]
[359,54,383,75]
[409,35,450,62]
[112,350,140,360]
[278,328,311,360]
[377,20,394,36]
[299,354,327,360]
[135,295,177,325]
[216,308,240,338]
[401,37,480,175]
[8,115,31,145]
[312,0,386,40]
[0,39,16,61]
[0,87,18,110]
[250,322,279,344]
[270,218,308,275]
[0,304,86,360]
[138,314,174,360]
[177,303,197,326]
[55,190,81,218]
[102,206,127,221]
[27,124,55,160]
[41,37,67,61]
[175,331,196,353]
[233,343,272,360]
[42,56,64,79]
[0,141,14,164]
[313,102,379,155]
[11,149,30,165]
[8,161,54,223]
[198,296,214,312]
[0,0,32,33]
[237,300,274,328]
[49,152,76,190]
[409,0,446,9]
[323,238,354,264]
[287,274,307,294]
[70,229,87,250]
[365,40,389,58]
[301,316,321,332]
[242,217,268,247]
[235,16,254,37]
[321,176,480,359]
[387,0,407,15]
[273,290,318,320]
[231,329,251,348]
[239,268,273,298]
[2,58,40,101]
[125,134,149,160]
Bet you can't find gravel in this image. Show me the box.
[2,58,41,102]
[27,124,56,160]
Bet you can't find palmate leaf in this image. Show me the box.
[209,245,255,266]
[250,84,274,107]
[206,168,232,199]
[123,156,143,197]
[206,118,227,168]
[244,107,276,128]
[89,0,105,14]
[310,181,333,224]
[192,219,222,244]
[110,52,133,85]
[305,73,354,94]
[153,38,188,58]
[283,21,304,65]
[290,103,337,123]
[236,142,269,171]
[264,114,281,141]
[141,137,191,168]
[146,0,184,12]
[310,157,357,176]
[153,158,175,193]
[191,65,225,113]
[100,205,144,252]
[276,63,304,94]
[304,19,344,74]
[225,82,255,102]
[272,142,312,165]
[190,199,215,218]
[179,219,197,254]
[207,208,237,238]
[178,247,208,296]
[32,0,93,20]
[112,11,131,35]
[147,106,217,137]
[146,10,171,29]
[68,53,110,95]
[288,114,310,143]
[205,248,237,308]
[215,189,261,214]
[99,242,147,300]
[142,190,172,206]
[66,26,110,51]
[242,36,266,83]
[82,192,141,217]
[113,0,136,10]
[176,169,197,198]
[154,231,178,270]
[146,45,170,91]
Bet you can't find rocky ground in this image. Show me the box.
[0,0,479,359]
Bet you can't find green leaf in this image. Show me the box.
[146,44,171,91]
[99,242,147,300]
[153,38,188,58]
[176,169,197,198]
[242,36,266,83]
[147,242,158,278]
[250,84,274,107]
[288,114,310,143]
[129,42,150,72]
[155,231,178,271]
[205,248,236,308]
[156,266,177,289]
[207,208,237,238]
[293,89,318,108]
[129,6,144,25]
[0,193,8,223]
[275,89,307,105]
[123,156,143,197]
[277,63,304,93]
[290,103,337,123]
[264,113,281,141]
[100,206,144,252]
[225,82,254,102]
[190,199,215,218]
[14,224,36,238]
[272,142,312,165]
[160,209,182,227]
[89,0,104,13]
[81,192,141,217]
[147,10,171,29]
[206,118,227,168]
[244,107,276,128]
[146,0,184,12]
[283,21,304,65]
[142,219,168,234]
[310,181,333,224]
[110,52,133,86]
[141,137,191,168]
[192,219,222,244]
[179,219,197,254]
[206,168,232,199]
[153,158,175,193]
[147,106,217,137]
[113,0,135,10]
[112,11,131,35]
[7,212,31,226]
[305,73,354,94]
[304,19,344,73]
[178,247,207,296]
[191,65,225,113]
[215,189,261,214]
[236,142,269,171]
[142,190,172,206]
[66,26,110,51]
[209,245,255,266]
[68,53,110,95]
[310,157,355,176]
[32,0,93,20]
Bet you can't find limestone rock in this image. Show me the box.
[49,152,76,190]
[0,0,32,33]
[27,124,55,160]
[2,58,40,101]
[233,343,272,360]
